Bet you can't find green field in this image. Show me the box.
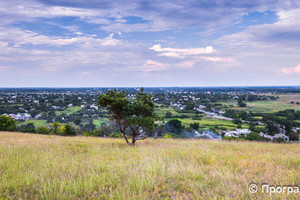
[93,118,109,127]
[55,106,82,115]
[220,93,300,113]
[155,105,245,130]
[17,119,48,126]
[182,118,248,129]
[0,132,299,199]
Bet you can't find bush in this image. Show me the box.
[163,134,172,138]
[51,122,61,135]
[109,133,122,138]
[274,138,286,143]
[289,132,299,141]
[91,124,114,137]
[0,115,16,131]
[36,126,50,134]
[19,123,36,133]
[166,119,183,134]
[245,132,262,141]
[82,132,89,137]
[61,124,76,136]
[189,122,199,130]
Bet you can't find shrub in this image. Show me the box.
[82,132,89,137]
[274,138,286,143]
[19,123,36,133]
[61,124,76,136]
[109,133,122,138]
[289,132,299,141]
[245,132,262,141]
[36,126,50,134]
[51,122,61,135]
[163,134,172,138]
[0,115,16,131]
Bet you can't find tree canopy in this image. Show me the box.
[98,88,156,145]
[0,115,16,131]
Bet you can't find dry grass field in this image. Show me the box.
[0,132,299,199]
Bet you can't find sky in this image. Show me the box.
[0,0,300,87]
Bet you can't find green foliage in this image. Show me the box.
[274,138,286,143]
[184,102,195,110]
[91,124,115,137]
[0,115,16,131]
[189,122,199,130]
[289,132,299,141]
[29,110,39,118]
[109,133,123,138]
[163,134,172,138]
[74,118,81,125]
[98,88,156,145]
[20,123,36,133]
[36,126,50,134]
[237,98,247,107]
[165,111,172,118]
[245,132,262,141]
[232,119,242,125]
[51,122,61,135]
[82,132,89,137]
[166,119,183,134]
[222,137,245,141]
[61,124,76,136]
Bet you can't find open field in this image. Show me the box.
[0,132,299,199]
[220,93,300,113]
[16,120,47,127]
[55,106,82,116]
[93,118,109,127]
[166,118,248,130]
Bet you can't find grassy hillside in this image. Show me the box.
[0,132,299,199]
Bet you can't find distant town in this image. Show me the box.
[1,87,300,142]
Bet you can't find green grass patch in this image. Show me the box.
[17,120,47,126]
[93,118,109,127]
[220,94,300,113]
[55,106,82,115]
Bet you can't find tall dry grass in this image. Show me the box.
[0,132,299,199]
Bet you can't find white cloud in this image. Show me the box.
[101,33,122,46]
[217,8,300,49]
[282,64,300,74]
[149,44,214,58]
[0,27,122,47]
[142,60,166,72]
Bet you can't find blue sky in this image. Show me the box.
[0,0,300,87]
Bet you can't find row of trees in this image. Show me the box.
[0,115,77,136]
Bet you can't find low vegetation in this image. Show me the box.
[0,132,299,199]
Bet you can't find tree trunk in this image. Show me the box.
[122,133,130,144]
[119,128,130,144]
[131,133,136,146]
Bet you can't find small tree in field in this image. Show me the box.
[98,88,156,145]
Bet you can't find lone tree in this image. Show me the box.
[98,88,156,145]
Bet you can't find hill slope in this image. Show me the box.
[0,132,299,199]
